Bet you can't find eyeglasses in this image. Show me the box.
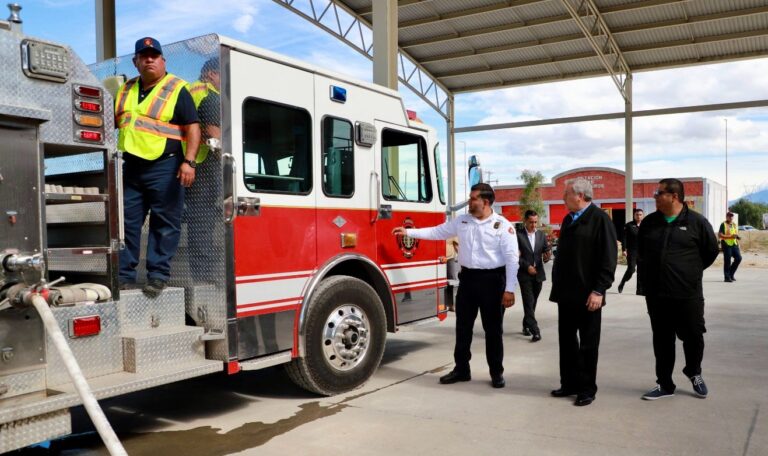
[653,190,671,197]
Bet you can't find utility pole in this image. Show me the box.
[724,118,729,210]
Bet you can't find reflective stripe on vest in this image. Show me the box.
[115,73,187,160]
[723,223,738,246]
[188,80,220,163]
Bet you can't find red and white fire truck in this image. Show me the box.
[0,13,450,452]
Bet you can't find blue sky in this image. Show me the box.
[17,0,768,201]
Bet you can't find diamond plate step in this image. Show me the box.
[0,369,46,400]
[118,287,186,332]
[0,409,71,454]
[123,326,205,373]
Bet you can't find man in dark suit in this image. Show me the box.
[549,178,617,406]
[618,209,644,294]
[516,210,551,342]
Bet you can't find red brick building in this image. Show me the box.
[494,167,726,235]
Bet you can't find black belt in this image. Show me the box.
[123,152,178,164]
[460,266,505,273]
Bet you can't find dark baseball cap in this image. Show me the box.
[726,211,734,216]
[135,37,163,55]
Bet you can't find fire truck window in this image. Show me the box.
[434,143,446,205]
[242,99,312,194]
[381,129,432,203]
[322,117,354,197]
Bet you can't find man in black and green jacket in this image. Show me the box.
[638,178,719,401]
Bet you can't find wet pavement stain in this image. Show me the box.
[48,401,348,456]
[15,364,451,455]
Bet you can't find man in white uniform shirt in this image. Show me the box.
[393,183,519,388]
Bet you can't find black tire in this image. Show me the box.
[286,276,386,395]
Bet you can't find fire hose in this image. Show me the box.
[28,292,128,456]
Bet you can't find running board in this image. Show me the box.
[0,360,222,425]
[238,350,292,371]
[396,317,440,332]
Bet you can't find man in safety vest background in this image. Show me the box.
[115,37,201,297]
[185,56,221,282]
[718,211,742,282]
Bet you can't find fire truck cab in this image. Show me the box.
[1,24,448,452]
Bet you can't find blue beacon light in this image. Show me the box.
[330,85,347,103]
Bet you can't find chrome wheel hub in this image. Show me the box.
[322,304,370,372]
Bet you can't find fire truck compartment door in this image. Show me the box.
[228,50,317,359]
[374,121,442,325]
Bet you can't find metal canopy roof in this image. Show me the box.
[333,0,768,95]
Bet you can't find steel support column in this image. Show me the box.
[447,95,456,211]
[373,0,398,90]
[95,0,116,61]
[625,74,633,223]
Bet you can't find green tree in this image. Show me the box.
[519,170,546,222]
[729,198,768,227]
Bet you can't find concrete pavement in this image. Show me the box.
[27,265,768,455]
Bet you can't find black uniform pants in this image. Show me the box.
[646,297,706,392]
[619,252,639,289]
[454,267,506,376]
[557,301,601,396]
[519,278,542,333]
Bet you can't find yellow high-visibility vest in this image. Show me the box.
[188,80,220,163]
[115,73,187,160]
[722,222,738,246]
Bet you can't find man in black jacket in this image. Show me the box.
[618,208,644,294]
[549,178,617,406]
[638,178,719,401]
[516,210,551,342]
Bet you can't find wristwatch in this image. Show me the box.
[183,159,197,168]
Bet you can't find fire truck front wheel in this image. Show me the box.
[286,275,387,395]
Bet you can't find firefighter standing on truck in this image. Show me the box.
[115,37,201,297]
[185,57,221,281]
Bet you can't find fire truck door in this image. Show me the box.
[228,51,317,358]
[374,122,442,325]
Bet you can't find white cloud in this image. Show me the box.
[233,14,254,34]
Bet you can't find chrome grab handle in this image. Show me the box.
[115,151,125,248]
[371,171,381,224]
[222,153,237,224]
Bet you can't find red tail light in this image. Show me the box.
[69,315,101,338]
[78,130,102,142]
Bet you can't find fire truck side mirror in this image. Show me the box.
[101,75,126,99]
[468,155,483,187]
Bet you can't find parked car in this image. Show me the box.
[739,225,757,231]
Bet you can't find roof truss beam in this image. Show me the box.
[356,0,427,16]
[272,0,451,119]
[435,27,768,82]
[419,5,768,65]
[400,0,684,49]
[397,0,543,30]
[559,0,631,99]
[455,98,768,132]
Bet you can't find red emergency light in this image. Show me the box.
[406,109,418,120]
[69,315,101,338]
[75,85,102,98]
[78,130,102,142]
[77,100,102,113]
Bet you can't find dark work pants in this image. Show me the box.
[119,155,184,283]
[557,301,602,396]
[519,278,542,333]
[454,267,506,376]
[722,244,742,279]
[646,297,706,392]
[619,252,639,291]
